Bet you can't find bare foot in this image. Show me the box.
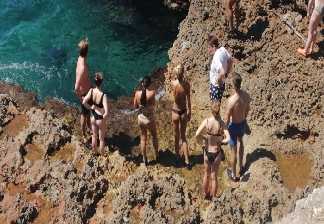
[297,48,309,57]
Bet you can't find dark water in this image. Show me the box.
[0,0,183,104]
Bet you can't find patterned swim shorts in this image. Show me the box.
[209,83,225,101]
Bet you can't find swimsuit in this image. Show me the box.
[315,0,324,16]
[209,83,225,101]
[228,120,246,146]
[172,108,187,121]
[138,105,154,126]
[89,89,105,120]
[204,118,224,163]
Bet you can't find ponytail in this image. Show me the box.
[140,76,151,106]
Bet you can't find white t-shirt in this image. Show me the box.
[209,47,231,86]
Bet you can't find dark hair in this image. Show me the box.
[232,72,242,90]
[78,39,88,57]
[94,72,103,87]
[140,76,151,106]
[208,33,219,48]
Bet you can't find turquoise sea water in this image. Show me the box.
[0,0,183,104]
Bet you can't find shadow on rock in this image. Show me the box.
[106,132,140,164]
[158,149,178,167]
[243,148,276,173]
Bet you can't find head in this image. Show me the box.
[231,72,242,91]
[141,76,151,89]
[207,33,219,55]
[174,64,184,81]
[211,101,221,117]
[94,72,103,87]
[78,38,88,57]
[140,76,151,106]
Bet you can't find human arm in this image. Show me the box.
[82,89,92,110]
[186,82,191,121]
[133,92,139,109]
[307,0,315,18]
[222,128,230,145]
[245,94,251,118]
[195,119,207,145]
[227,57,234,76]
[224,99,233,127]
[103,95,109,119]
[74,70,82,97]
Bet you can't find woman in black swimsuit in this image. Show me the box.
[195,102,230,199]
[83,73,108,155]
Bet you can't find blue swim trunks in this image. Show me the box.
[209,83,225,102]
[228,120,246,146]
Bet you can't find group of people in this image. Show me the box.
[73,33,250,200]
[73,0,321,200]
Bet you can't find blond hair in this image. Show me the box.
[211,101,221,117]
[78,38,89,57]
[173,64,184,81]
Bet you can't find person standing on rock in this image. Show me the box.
[224,73,250,182]
[133,76,159,166]
[225,0,237,32]
[196,102,230,199]
[75,39,92,143]
[171,64,192,169]
[208,33,233,102]
[82,73,109,155]
[297,0,324,57]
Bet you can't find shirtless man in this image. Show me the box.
[75,39,92,142]
[224,73,250,182]
[225,0,237,31]
[297,0,324,57]
[171,64,191,169]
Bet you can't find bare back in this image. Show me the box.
[172,79,189,111]
[75,57,91,96]
[134,89,156,111]
[227,90,250,123]
[206,117,224,152]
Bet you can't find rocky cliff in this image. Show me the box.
[0,0,324,223]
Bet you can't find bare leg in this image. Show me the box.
[231,144,238,180]
[225,0,236,31]
[97,119,106,155]
[149,121,159,160]
[172,113,180,157]
[237,137,244,176]
[210,156,221,198]
[203,155,211,198]
[180,116,189,164]
[140,125,148,163]
[91,118,98,153]
[298,11,321,56]
[81,114,86,140]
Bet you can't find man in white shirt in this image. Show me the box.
[207,34,233,102]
